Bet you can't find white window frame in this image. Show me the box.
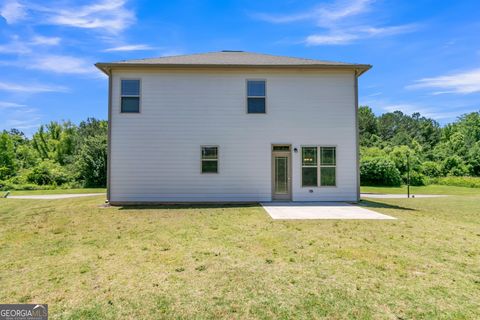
[120,79,141,113]
[201,145,219,174]
[301,146,337,187]
[246,79,267,114]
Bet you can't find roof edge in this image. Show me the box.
[95,62,372,76]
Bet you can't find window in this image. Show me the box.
[121,79,140,113]
[247,80,266,113]
[201,146,218,173]
[302,147,317,186]
[301,146,336,187]
[320,147,336,186]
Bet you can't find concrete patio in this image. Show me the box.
[261,202,396,220]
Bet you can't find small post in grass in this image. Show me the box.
[407,153,410,199]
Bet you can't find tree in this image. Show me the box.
[75,134,107,187]
[0,132,17,179]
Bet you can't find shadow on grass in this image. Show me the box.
[359,200,416,211]
[117,203,261,210]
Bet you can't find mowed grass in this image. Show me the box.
[361,184,480,196]
[0,188,479,319]
[7,188,106,196]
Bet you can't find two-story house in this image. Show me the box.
[95,51,371,204]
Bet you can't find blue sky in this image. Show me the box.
[1,0,479,134]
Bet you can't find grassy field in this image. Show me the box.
[0,187,479,319]
[6,188,106,196]
[361,184,480,195]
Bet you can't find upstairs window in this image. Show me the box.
[121,79,140,113]
[247,80,266,113]
[201,146,218,173]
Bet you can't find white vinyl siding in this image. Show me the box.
[109,69,357,203]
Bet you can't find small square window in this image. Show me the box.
[121,79,140,113]
[247,80,266,113]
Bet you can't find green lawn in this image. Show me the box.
[7,188,106,196]
[0,188,479,319]
[361,184,480,196]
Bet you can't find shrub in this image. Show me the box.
[360,157,402,186]
[27,161,73,186]
[442,156,469,176]
[421,161,442,177]
[403,171,427,186]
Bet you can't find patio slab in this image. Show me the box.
[261,202,396,220]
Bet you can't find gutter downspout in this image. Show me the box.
[354,70,360,202]
[107,68,112,203]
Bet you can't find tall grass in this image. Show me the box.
[431,176,480,188]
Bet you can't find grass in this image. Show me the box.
[7,188,106,196]
[0,187,479,319]
[361,184,480,196]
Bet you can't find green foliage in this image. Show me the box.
[442,156,469,176]
[360,157,402,186]
[432,176,480,188]
[75,134,107,187]
[27,160,73,186]
[359,109,480,186]
[0,118,108,190]
[0,132,17,179]
[421,161,442,178]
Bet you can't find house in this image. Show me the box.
[95,51,371,204]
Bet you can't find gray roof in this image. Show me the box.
[96,51,371,75]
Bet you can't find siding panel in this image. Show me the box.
[110,70,357,202]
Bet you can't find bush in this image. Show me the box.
[403,171,427,186]
[432,176,480,188]
[74,135,107,187]
[442,156,469,176]
[360,157,402,186]
[27,161,73,186]
[421,161,442,177]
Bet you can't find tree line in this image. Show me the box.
[0,118,107,190]
[1,109,479,190]
[359,107,480,186]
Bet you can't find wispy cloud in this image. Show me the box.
[0,34,61,54]
[306,24,417,45]
[27,55,94,74]
[407,68,480,95]
[30,35,61,46]
[253,0,373,26]
[0,0,26,23]
[253,0,418,45]
[32,0,136,33]
[103,44,154,52]
[0,101,26,109]
[0,81,68,93]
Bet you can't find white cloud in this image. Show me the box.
[30,35,61,46]
[0,81,68,93]
[407,68,480,95]
[0,34,61,54]
[253,0,373,26]
[103,44,154,52]
[34,0,135,33]
[28,55,93,74]
[253,0,418,46]
[0,101,26,109]
[0,0,26,23]
[306,24,417,45]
